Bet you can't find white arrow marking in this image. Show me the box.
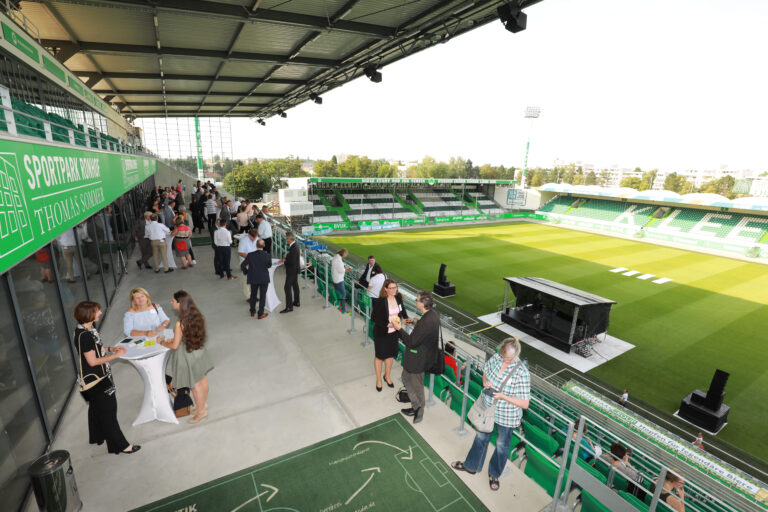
[229,484,279,512]
[345,467,380,506]
[259,484,279,502]
[354,440,408,454]
[353,440,414,460]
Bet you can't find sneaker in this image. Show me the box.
[193,260,197,265]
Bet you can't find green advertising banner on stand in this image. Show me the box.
[0,138,157,273]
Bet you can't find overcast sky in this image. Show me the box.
[225,0,768,173]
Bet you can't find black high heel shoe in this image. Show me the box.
[385,379,394,388]
[376,383,382,392]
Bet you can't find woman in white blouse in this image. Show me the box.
[366,264,386,298]
[123,287,170,337]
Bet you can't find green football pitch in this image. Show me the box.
[324,223,768,461]
[131,415,487,512]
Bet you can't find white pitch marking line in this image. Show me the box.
[622,270,640,276]
[636,273,655,280]
[652,277,673,284]
[609,267,628,273]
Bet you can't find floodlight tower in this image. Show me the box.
[521,106,541,189]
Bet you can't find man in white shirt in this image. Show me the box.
[55,226,85,282]
[255,214,273,253]
[134,211,153,270]
[213,218,237,280]
[238,228,259,299]
[331,248,351,314]
[145,213,173,273]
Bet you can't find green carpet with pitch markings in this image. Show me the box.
[130,414,487,512]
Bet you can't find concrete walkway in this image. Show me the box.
[42,243,550,512]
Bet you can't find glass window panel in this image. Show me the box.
[51,238,89,317]
[0,277,49,511]
[10,249,76,430]
[95,213,117,300]
[107,202,131,284]
[83,217,112,305]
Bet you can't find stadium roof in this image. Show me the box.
[539,183,768,212]
[20,0,542,119]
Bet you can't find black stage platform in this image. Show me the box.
[500,277,616,353]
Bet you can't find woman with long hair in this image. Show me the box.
[370,279,410,391]
[158,290,213,424]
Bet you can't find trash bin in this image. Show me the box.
[28,450,82,512]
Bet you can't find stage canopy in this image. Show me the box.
[502,277,616,352]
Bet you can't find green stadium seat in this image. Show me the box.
[523,445,568,497]
[524,410,551,433]
[522,421,559,458]
[468,380,483,400]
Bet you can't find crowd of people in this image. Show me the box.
[69,180,688,508]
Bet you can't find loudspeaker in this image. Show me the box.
[498,4,527,33]
[438,263,448,285]
[434,263,455,297]
[706,369,729,405]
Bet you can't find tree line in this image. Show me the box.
[219,155,515,199]
[212,155,740,200]
[523,165,739,198]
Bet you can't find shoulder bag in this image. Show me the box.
[426,320,445,375]
[77,330,108,392]
[467,360,522,433]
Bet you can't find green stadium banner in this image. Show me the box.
[312,212,542,233]
[0,138,157,273]
[1,21,39,61]
[310,177,514,185]
[42,56,67,83]
[313,221,350,231]
[563,381,768,505]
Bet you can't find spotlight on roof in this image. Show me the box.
[257,118,265,126]
[364,65,382,83]
[277,109,287,118]
[497,3,527,33]
[309,92,323,105]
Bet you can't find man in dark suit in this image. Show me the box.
[356,255,378,289]
[279,231,300,313]
[241,239,271,319]
[393,291,440,424]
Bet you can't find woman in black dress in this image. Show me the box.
[74,301,140,455]
[370,279,410,391]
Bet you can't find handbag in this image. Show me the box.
[467,360,522,433]
[77,330,108,392]
[173,387,194,417]
[396,387,411,403]
[426,323,445,375]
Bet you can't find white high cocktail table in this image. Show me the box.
[116,328,178,426]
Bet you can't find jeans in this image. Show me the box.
[333,281,346,312]
[463,424,516,478]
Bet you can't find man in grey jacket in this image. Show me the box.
[394,291,440,424]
